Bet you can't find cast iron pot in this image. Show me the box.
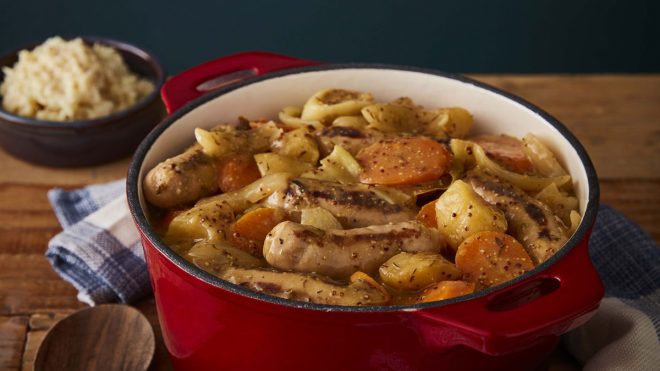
[126,52,603,371]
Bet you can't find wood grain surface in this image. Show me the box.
[0,75,658,371]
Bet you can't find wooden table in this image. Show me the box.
[1,75,658,371]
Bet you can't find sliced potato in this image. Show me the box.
[300,207,343,230]
[164,199,235,251]
[379,252,461,291]
[436,107,473,138]
[254,153,314,177]
[569,210,581,234]
[195,126,247,158]
[301,89,373,123]
[455,231,535,289]
[271,127,320,164]
[435,179,508,251]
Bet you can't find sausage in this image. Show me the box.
[143,145,218,209]
[466,171,569,264]
[221,268,391,306]
[190,238,391,306]
[469,135,535,174]
[265,178,419,228]
[263,221,445,280]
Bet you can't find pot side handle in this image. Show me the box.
[160,51,319,114]
[414,233,604,355]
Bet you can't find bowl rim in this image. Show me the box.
[0,36,166,129]
[126,63,600,313]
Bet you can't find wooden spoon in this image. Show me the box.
[34,304,155,371]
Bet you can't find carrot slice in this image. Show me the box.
[218,153,261,192]
[416,199,438,228]
[357,137,452,186]
[229,208,286,256]
[417,281,475,303]
[470,135,535,174]
[455,231,535,289]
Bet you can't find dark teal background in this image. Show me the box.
[1,0,658,74]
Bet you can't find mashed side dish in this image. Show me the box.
[0,37,154,121]
[143,88,581,306]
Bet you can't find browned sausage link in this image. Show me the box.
[266,178,419,228]
[263,221,445,280]
[221,267,390,306]
[143,145,219,209]
[466,171,568,264]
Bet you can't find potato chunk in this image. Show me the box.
[194,123,279,158]
[272,127,320,164]
[431,107,473,138]
[164,199,235,252]
[435,180,507,251]
[254,153,313,177]
[379,252,460,291]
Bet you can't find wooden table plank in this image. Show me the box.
[0,316,28,371]
[600,179,660,240]
[0,254,83,316]
[0,75,657,371]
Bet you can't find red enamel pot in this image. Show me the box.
[126,52,603,371]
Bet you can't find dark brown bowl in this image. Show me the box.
[0,37,166,167]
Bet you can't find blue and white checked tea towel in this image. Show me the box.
[46,180,151,305]
[46,180,660,369]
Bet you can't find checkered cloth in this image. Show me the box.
[46,180,150,305]
[45,180,660,369]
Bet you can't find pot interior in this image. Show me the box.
[138,67,593,219]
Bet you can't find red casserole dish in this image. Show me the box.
[126,52,603,371]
